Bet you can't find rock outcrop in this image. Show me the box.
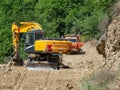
[104,14,120,70]
[97,14,120,71]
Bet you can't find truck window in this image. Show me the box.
[65,39,77,42]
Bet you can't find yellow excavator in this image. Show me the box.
[12,22,72,69]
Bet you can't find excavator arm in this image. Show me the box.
[12,22,43,65]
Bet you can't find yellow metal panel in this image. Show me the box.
[35,40,72,54]
[35,40,47,51]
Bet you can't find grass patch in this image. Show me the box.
[79,69,118,90]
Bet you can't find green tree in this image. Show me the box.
[0,0,118,63]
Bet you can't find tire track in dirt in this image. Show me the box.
[13,69,28,90]
[44,71,51,88]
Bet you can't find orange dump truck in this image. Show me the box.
[64,36,84,54]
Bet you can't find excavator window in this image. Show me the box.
[25,30,44,53]
[25,30,44,45]
[34,31,44,40]
[26,33,34,44]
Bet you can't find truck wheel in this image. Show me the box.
[57,62,60,70]
[77,49,80,54]
[77,48,83,54]
[57,55,61,70]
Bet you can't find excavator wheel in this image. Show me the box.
[47,54,63,70]
[56,56,60,70]
[56,54,63,70]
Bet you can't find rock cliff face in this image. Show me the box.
[104,14,120,70]
[97,13,120,71]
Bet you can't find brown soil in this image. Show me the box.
[0,42,104,90]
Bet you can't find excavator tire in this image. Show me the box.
[48,54,61,70]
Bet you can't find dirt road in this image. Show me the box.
[0,42,104,90]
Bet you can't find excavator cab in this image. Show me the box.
[25,30,44,53]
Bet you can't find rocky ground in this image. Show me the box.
[0,42,104,90]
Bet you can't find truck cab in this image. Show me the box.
[64,36,84,53]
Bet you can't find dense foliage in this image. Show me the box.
[0,0,116,63]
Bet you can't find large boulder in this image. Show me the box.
[96,33,106,58]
